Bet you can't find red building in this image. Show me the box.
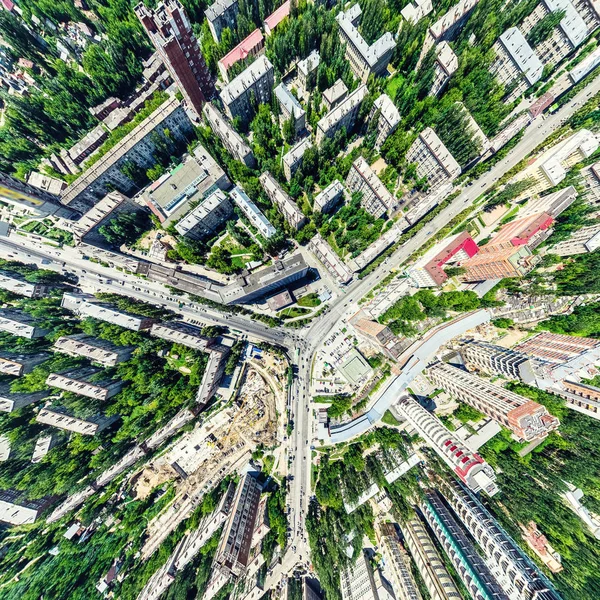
[135,0,214,117]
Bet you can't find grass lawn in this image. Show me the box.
[386,73,403,100]
[297,293,321,307]
[280,306,312,319]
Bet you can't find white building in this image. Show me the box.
[346,156,398,218]
[283,137,313,182]
[175,190,234,240]
[313,180,345,214]
[37,408,119,436]
[401,0,433,23]
[370,94,400,150]
[340,549,395,600]
[430,42,458,97]
[551,223,600,255]
[297,50,320,92]
[274,83,306,134]
[230,186,276,238]
[308,233,353,285]
[259,171,306,230]
[316,84,368,145]
[323,79,349,112]
[0,309,48,339]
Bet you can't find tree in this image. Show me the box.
[527,10,566,46]
[98,211,152,247]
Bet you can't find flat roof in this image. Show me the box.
[220,55,273,106]
[499,27,543,86]
[339,348,371,384]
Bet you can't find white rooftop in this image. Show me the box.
[499,27,543,86]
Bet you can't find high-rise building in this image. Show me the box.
[346,157,398,218]
[259,171,306,230]
[405,128,461,189]
[340,549,395,600]
[459,244,537,282]
[407,231,479,287]
[441,479,563,600]
[336,5,396,83]
[515,331,600,365]
[215,472,262,576]
[195,342,229,407]
[401,517,462,600]
[378,523,423,600]
[421,491,510,600]
[205,0,238,43]
[135,0,213,116]
[459,339,538,383]
[396,397,499,495]
[426,361,560,441]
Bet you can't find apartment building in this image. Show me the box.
[313,179,345,214]
[551,223,600,255]
[263,0,290,36]
[316,84,368,145]
[230,186,276,238]
[352,317,408,360]
[135,0,213,116]
[275,83,306,134]
[297,50,320,91]
[26,171,66,196]
[220,254,309,304]
[59,125,108,174]
[427,361,560,441]
[37,408,120,436]
[378,523,423,600]
[421,491,511,600]
[520,0,588,68]
[61,292,155,331]
[516,331,600,365]
[346,157,398,218]
[396,396,499,495]
[401,0,433,23]
[459,339,538,383]
[401,518,462,600]
[407,231,479,287]
[459,244,537,281]
[218,29,264,82]
[203,103,256,168]
[336,5,396,83]
[175,190,234,240]
[0,435,9,462]
[0,490,55,526]
[0,309,48,339]
[31,433,60,464]
[323,79,349,112]
[220,55,274,123]
[405,128,461,189]
[46,367,124,401]
[491,27,544,102]
[60,98,194,212]
[196,343,229,407]
[0,351,49,377]
[53,334,133,367]
[370,94,400,150]
[340,549,395,600]
[283,137,312,182]
[150,320,212,350]
[518,185,578,219]
[0,172,73,218]
[214,472,263,576]
[442,479,562,600]
[142,144,231,226]
[259,171,306,230]
[511,129,599,196]
[308,233,353,285]
[0,270,56,299]
[205,0,238,42]
[429,42,458,97]
[71,191,138,245]
[0,384,47,413]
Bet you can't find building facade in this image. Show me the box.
[175,190,234,240]
[0,309,48,339]
[259,171,307,230]
[316,84,368,145]
[346,157,398,218]
[205,0,238,42]
[370,94,400,150]
[230,186,276,238]
[46,367,124,401]
[275,83,306,135]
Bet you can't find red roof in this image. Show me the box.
[490,212,554,247]
[424,231,479,285]
[219,29,264,70]
[264,0,290,31]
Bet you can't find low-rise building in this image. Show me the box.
[218,29,264,82]
[0,490,55,525]
[316,84,368,145]
[491,27,543,102]
[46,367,124,400]
[53,334,133,367]
[71,191,138,245]
[313,179,345,214]
[308,233,353,285]
[263,0,290,35]
[401,0,433,23]
[275,83,306,135]
[205,0,238,43]
[60,98,194,212]
[322,79,349,112]
[0,351,50,376]
[0,309,48,339]
[175,190,234,240]
[203,103,256,168]
[230,185,276,238]
[220,254,309,304]
[0,384,47,412]
[61,292,155,331]
[430,41,458,97]
[266,289,294,311]
[346,156,398,218]
[521,522,563,573]
[220,55,274,124]
[37,407,119,436]
[297,50,320,91]
[370,94,400,150]
[150,321,213,349]
[407,231,479,287]
[336,5,396,83]
[352,316,409,360]
[259,171,306,230]
[60,125,108,173]
[142,144,231,226]
[405,127,461,189]
[282,137,312,182]
[0,270,56,298]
